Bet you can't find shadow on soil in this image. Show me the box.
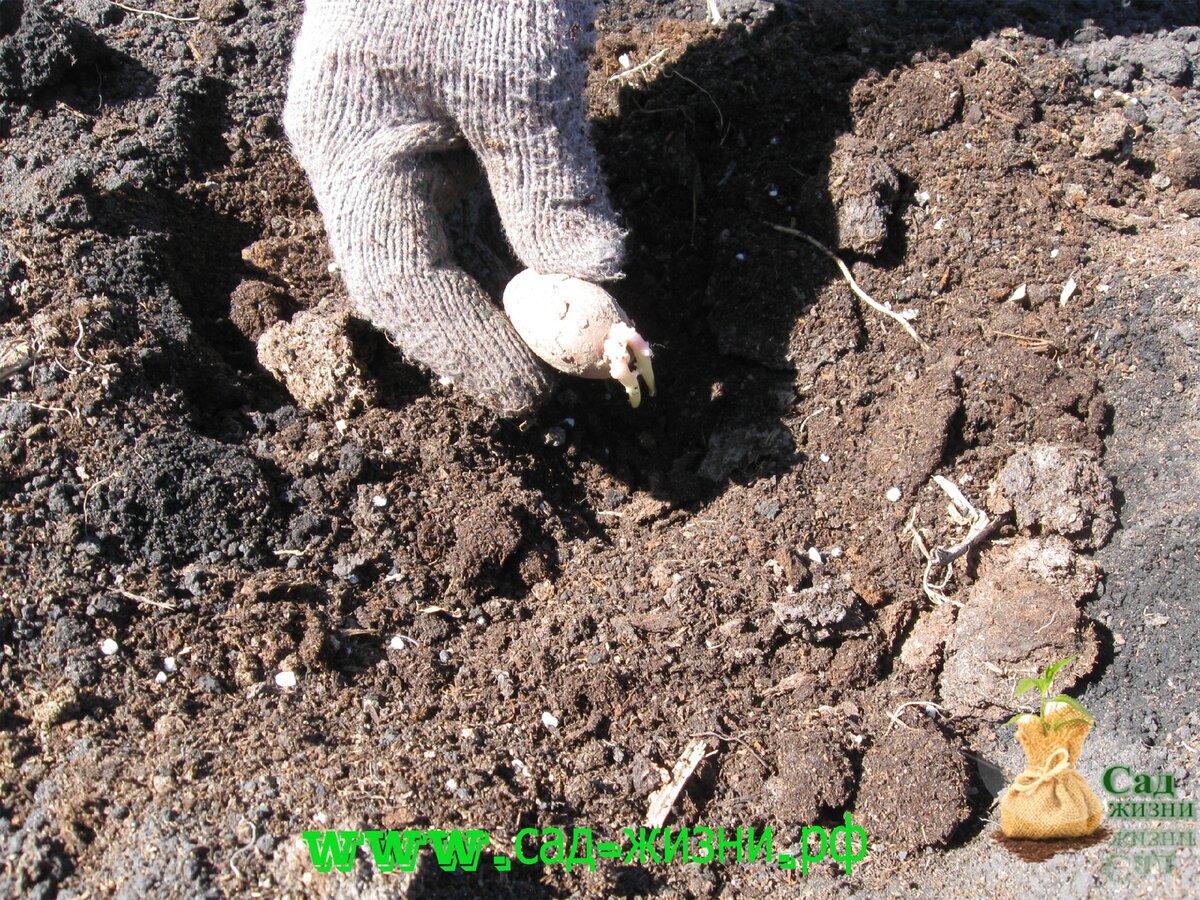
[69,0,1199,510]
[514,0,1200,506]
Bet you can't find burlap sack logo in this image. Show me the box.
[999,656,1104,840]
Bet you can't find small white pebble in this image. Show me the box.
[446,778,459,791]
[819,453,831,463]
[618,52,633,69]
[274,670,298,689]
[829,547,843,558]
[767,187,779,197]
[372,495,387,508]
[327,262,339,274]
[163,656,177,673]
[933,218,945,231]
[389,635,407,651]
[1059,277,1078,306]
[735,252,746,261]
[1093,88,1104,100]
[100,638,119,656]
[334,419,348,434]
[155,671,168,684]
[914,190,931,206]
[886,487,902,502]
[1050,248,1060,259]
[562,417,576,428]
[807,547,824,565]
[542,711,560,729]
[438,375,455,387]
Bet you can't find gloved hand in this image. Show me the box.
[283,0,625,415]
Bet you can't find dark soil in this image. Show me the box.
[993,826,1113,863]
[2,0,1199,897]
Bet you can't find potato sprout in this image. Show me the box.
[503,270,656,407]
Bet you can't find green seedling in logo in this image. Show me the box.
[1007,655,1095,734]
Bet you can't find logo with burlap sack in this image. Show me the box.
[999,657,1103,841]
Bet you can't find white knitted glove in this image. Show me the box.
[283,0,625,415]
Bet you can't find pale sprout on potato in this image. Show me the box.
[503,270,656,407]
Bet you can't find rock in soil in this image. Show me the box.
[30,684,80,729]
[898,602,957,672]
[257,300,377,417]
[697,423,793,482]
[1079,111,1133,160]
[940,536,1101,716]
[989,444,1116,549]
[771,578,867,642]
[828,136,901,256]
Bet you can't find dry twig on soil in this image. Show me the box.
[692,729,771,774]
[108,1,199,22]
[0,338,34,382]
[645,738,711,828]
[608,49,669,82]
[886,700,950,734]
[907,475,1006,605]
[115,588,177,611]
[770,223,930,350]
[990,329,1059,356]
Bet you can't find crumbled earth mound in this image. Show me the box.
[939,536,1101,717]
[94,427,278,568]
[2,1,1199,897]
[856,718,973,853]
